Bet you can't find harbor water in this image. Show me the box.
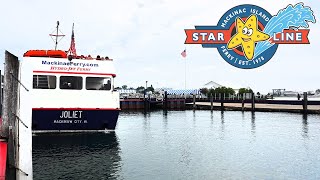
[33,110,320,179]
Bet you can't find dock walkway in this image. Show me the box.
[188,102,320,113]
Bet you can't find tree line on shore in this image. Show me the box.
[116,84,320,98]
[200,87,255,97]
[115,85,155,93]
[116,85,255,96]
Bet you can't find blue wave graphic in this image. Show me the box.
[254,3,316,58]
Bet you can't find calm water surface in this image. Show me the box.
[33,110,320,179]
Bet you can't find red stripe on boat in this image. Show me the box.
[33,71,116,77]
[32,108,120,111]
[0,141,7,180]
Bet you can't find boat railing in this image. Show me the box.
[73,55,113,61]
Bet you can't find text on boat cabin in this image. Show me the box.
[22,50,120,133]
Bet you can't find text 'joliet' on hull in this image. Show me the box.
[21,22,120,133]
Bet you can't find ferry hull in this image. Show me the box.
[32,109,120,132]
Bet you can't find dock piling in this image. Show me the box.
[164,91,167,110]
[221,101,224,111]
[221,94,224,111]
[303,92,308,114]
[242,93,245,111]
[193,94,196,109]
[252,93,255,111]
[1,51,20,179]
[210,93,213,110]
[147,94,151,110]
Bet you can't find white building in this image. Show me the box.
[202,81,247,94]
[203,81,223,89]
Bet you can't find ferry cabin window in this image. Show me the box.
[33,75,56,89]
[86,77,111,90]
[60,76,83,90]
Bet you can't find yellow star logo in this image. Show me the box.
[227,15,270,60]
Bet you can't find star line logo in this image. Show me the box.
[184,3,316,69]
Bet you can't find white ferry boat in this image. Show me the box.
[22,22,120,133]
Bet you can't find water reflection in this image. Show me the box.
[33,133,121,180]
[193,110,196,127]
[143,111,151,131]
[163,110,168,131]
[302,114,308,139]
[210,111,214,127]
[33,111,320,179]
[220,111,225,124]
[241,111,245,122]
[251,112,256,135]
[220,111,225,139]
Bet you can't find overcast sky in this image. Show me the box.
[0,0,319,94]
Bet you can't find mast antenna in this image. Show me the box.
[49,21,65,50]
[67,23,77,57]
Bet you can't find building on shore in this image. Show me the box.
[203,81,223,89]
[202,81,245,94]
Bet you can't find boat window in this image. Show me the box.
[60,76,83,90]
[86,77,111,91]
[33,75,56,89]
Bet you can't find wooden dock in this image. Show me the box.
[187,102,320,114]
[120,92,320,114]
[120,98,186,110]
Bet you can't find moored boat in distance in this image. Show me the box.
[22,22,120,133]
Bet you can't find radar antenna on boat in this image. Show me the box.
[49,21,65,50]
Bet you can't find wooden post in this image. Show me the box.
[221,101,224,111]
[1,51,20,180]
[144,89,146,110]
[303,92,308,114]
[251,92,255,111]
[193,94,196,109]
[163,91,167,110]
[182,98,186,109]
[147,94,151,110]
[210,93,213,110]
[242,93,245,111]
